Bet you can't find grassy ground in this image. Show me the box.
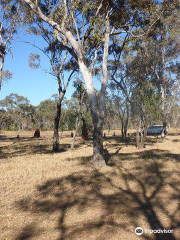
[0,129,180,240]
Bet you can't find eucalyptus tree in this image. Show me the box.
[108,83,130,141]
[149,2,180,136]
[120,35,165,147]
[20,0,165,167]
[109,35,159,147]
[0,0,20,92]
[109,0,179,147]
[35,98,56,130]
[71,79,91,147]
[109,45,133,141]
[0,93,34,130]
[28,23,78,151]
[70,81,85,149]
[104,94,114,135]
[130,1,180,142]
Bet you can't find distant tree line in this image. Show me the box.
[0,90,179,134]
[0,92,92,133]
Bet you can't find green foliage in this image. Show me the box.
[0,0,20,89]
[0,93,35,130]
[29,54,41,69]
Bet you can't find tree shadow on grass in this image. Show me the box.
[1,132,176,160]
[15,150,180,240]
[0,137,71,160]
[0,135,46,142]
[78,149,180,167]
[0,135,95,160]
[167,132,180,136]
[139,149,180,163]
[172,139,180,143]
[15,223,40,240]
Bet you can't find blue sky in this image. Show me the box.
[0,30,76,106]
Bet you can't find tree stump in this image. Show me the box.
[17,131,20,138]
[34,129,40,138]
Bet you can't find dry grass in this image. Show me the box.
[0,129,180,240]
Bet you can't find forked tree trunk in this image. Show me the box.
[23,0,110,167]
[53,101,61,152]
[77,16,109,168]
[78,62,107,167]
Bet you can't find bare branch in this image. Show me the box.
[22,0,64,34]
[62,0,68,29]
[15,40,51,61]
[64,67,77,93]
[72,11,80,42]
[111,17,161,38]
[100,16,110,97]
[57,51,68,76]
[96,0,104,16]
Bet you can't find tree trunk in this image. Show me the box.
[78,62,107,167]
[23,0,110,167]
[71,113,80,149]
[136,119,140,148]
[136,117,148,149]
[124,101,129,140]
[0,54,5,92]
[108,125,110,135]
[123,119,128,140]
[121,121,124,140]
[82,117,88,140]
[161,44,167,139]
[53,101,61,152]
[121,117,128,141]
[142,120,148,147]
[92,114,106,168]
